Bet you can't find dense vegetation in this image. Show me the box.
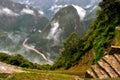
[52,0,120,69]
[0,52,51,70]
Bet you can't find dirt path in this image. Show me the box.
[0,62,24,73]
[22,38,53,64]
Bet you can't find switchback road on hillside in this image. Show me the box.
[22,38,53,64]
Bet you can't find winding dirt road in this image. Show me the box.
[22,38,53,63]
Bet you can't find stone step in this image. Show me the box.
[98,59,119,78]
[103,55,120,77]
[114,54,120,64]
[86,53,120,79]
[86,68,97,78]
[91,64,109,79]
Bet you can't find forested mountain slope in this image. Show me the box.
[52,0,120,69]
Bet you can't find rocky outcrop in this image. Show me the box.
[0,62,25,73]
[85,47,120,79]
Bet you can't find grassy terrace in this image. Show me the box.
[1,70,120,80]
[0,69,75,80]
[0,52,93,80]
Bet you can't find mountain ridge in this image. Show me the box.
[0,0,51,64]
[12,0,101,19]
[52,0,120,70]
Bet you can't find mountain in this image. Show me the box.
[27,5,85,62]
[0,0,51,64]
[0,0,47,31]
[11,0,101,36]
[11,0,101,19]
[52,0,120,69]
[0,0,102,65]
[24,4,97,65]
[0,0,120,79]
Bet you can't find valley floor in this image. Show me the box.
[0,61,119,80]
[0,61,84,80]
[0,69,76,80]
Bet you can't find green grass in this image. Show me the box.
[1,69,75,80]
[1,70,119,80]
[114,28,120,46]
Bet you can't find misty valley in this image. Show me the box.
[0,0,120,80]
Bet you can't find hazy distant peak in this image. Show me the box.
[11,0,101,18]
[72,5,86,20]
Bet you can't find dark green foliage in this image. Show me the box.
[0,53,34,68]
[52,0,120,69]
[85,0,120,63]
[0,52,51,70]
[52,32,86,69]
[0,53,10,62]
[90,0,120,63]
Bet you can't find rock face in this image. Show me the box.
[0,62,24,73]
[85,47,120,79]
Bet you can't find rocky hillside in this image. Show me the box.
[0,61,24,73]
